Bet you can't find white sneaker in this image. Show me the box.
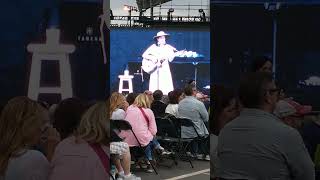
[117,173,141,180]
[157,146,172,155]
[196,154,204,160]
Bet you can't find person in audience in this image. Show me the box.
[126,93,138,106]
[301,114,320,168]
[178,85,209,160]
[144,90,154,103]
[165,89,183,117]
[0,96,60,180]
[161,95,169,105]
[179,92,186,102]
[211,86,240,135]
[252,55,273,73]
[274,99,311,129]
[108,92,141,179]
[53,98,87,140]
[110,92,128,120]
[216,72,315,180]
[37,104,60,162]
[49,102,110,180]
[210,85,240,179]
[120,93,170,172]
[151,90,167,118]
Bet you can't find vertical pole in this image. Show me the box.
[151,7,154,20]
[129,10,132,27]
[272,13,277,78]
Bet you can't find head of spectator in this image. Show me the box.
[0,97,45,175]
[144,90,154,103]
[126,93,138,106]
[110,92,128,114]
[239,72,280,113]
[184,84,197,97]
[274,99,312,129]
[211,85,240,135]
[162,95,169,105]
[134,93,152,109]
[75,102,109,145]
[168,89,183,104]
[53,98,87,140]
[153,90,163,101]
[188,79,196,87]
[252,56,273,73]
[179,92,186,101]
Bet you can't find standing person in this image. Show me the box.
[142,31,181,95]
[216,72,315,180]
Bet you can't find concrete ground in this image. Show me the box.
[132,158,210,180]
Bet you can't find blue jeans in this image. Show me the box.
[145,138,161,160]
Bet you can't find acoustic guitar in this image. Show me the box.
[141,50,186,74]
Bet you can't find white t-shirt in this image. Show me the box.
[2,150,50,180]
[165,104,179,117]
[111,108,126,120]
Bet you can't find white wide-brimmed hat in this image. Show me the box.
[153,31,170,39]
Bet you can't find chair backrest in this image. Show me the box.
[314,144,320,168]
[156,117,179,138]
[110,119,132,131]
[176,118,200,137]
[111,120,144,148]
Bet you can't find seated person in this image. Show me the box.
[108,92,140,179]
[165,89,183,117]
[151,90,167,118]
[178,85,209,159]
[119,93,170,172]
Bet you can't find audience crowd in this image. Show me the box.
[210,56,319,180]
[0,80,210,180]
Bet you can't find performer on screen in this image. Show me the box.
[142,31,178,95]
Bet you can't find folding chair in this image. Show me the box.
[156,117,203,168]
[180,118,209,155]
[155,117,180,167]
[110,119,158,174]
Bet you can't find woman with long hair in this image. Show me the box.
[49,102,110,180]
[120,93,170,172]
[109,92,128,120]
[0,96,59,180]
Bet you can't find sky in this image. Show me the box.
[111,0,210,18]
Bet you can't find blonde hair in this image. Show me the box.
[0,97,42,175]
[134,94,151,108]
[109,92,125,117]
[76,102,109,145]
